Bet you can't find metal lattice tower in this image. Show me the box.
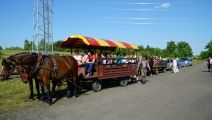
[32,0,53,53]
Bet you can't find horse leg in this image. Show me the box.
[40,84,45,101]
[35,79,40,99]
[66,79,72,98]
[46,85,52,105]
[28,78,34,99]
[52,81,57,98]
[73,73,78,97]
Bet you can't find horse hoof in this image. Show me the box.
[66,90,71,98]
[52,93,55,98]
[46,99,52,105]
[36,96,40,100]
[39,96,45,102]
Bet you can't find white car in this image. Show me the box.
[166,59,173,70]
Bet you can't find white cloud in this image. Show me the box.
[130,22,154,25]
[120,9,153,11]
[102,22,154,25]
[128,3,161,5]
[155,3,171,9]
[130,17,157,20]
[103,17,156,20]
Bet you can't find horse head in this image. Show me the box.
[15,52,42,83]
[15,65,31,83]
[1,52,30,80]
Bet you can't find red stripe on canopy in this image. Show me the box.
[120,42,132,49]
[104,39,118,48]
[84,36,100,46]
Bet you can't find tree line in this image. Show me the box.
[0,39,194,58]
[137,41,193,58]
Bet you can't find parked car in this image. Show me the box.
[181,57,193,66]
[178,59,187,67]
[166,59,181,70]
[166,59,173,70]
[187,57,192,66]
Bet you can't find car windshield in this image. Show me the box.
[179,59,185,62]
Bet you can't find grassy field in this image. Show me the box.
[192,59,203,64]
[0,78,37,114]
[0,50,71,114]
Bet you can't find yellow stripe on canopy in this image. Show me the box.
[95,38,110,47]
[112,41,126,48]
[130,44,139,49]
[70,34,90,45]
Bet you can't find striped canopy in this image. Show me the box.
[60,35,139,49]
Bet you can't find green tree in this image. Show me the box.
[138,45,144,50]
[199,51,209,59]
[205,40,212,57]
[0,46,3,50]
[166,41,178,58]
[177,41,193,57]
[161,49,168,58]
[24,39,32,50]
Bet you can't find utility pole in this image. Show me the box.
[32,0,53,53]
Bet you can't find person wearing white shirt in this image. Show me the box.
[172,58,179,73]
[73,50,82,65]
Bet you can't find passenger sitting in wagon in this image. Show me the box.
[130,53,137,63]
[122,52,128,64]
[82,50,89,64]
[98,52,106,64]
[73,50,82,65]
[86,50,97,77]
[106,53,113,64]
[116,52,122,64]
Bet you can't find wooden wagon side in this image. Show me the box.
[77,63,137,91]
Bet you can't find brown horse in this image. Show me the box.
[1,52,41,99]
[16,53,79,104]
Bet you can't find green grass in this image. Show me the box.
[0,78,37,114]
[0,50,72,115]
[192,59,203,64]
[0,50,26,58]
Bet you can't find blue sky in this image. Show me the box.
[0,0,211,55]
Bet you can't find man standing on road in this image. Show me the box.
[140,56,151,84]
[173,58,179,73]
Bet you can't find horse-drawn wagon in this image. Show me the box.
[1,34,141,104]
[60,35,139,91]
[149,57,167,75]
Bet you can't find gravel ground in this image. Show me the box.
[1,63,212,120]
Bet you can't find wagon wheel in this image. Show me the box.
[120,78,129,87]
[92,81,102,92]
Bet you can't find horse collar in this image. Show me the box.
[38,53,44,64]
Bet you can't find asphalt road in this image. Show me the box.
[2,63,212,120]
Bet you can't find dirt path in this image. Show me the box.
[1,63,212,120]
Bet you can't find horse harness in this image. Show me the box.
[17,53,59,79]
